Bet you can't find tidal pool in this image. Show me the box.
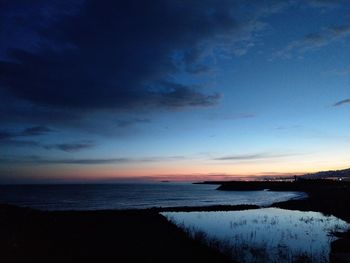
[162,208,350,263]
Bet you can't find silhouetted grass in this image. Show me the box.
[165,211,345,263]
[179,225,330,263]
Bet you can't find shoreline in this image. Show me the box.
[217,180,350,262]
[1,180,349,262]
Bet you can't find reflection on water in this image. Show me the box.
[162,208,350,263]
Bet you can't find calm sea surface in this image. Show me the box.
[0,183,305,211]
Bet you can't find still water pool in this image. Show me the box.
[162,208,350,263]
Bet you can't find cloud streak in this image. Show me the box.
[20,126,53,136]
[44,141,94,152]
[0,155,186,165]
[274,24,350,59]
[213,152,294,161]
[116,118,151,128]
[0,126,52,140]
[333,98,350,107]
[0,126,94,152]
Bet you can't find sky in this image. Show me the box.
[0,0,349,183]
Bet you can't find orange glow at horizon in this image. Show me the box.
[8,157,350,183]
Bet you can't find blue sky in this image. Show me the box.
[0,0,349,183]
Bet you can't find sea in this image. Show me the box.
[0,183,306,211]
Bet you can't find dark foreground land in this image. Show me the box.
[0,204,235,263]
[1,180,350,263]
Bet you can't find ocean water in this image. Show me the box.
[162,208,350,263]
[0,183,305,211]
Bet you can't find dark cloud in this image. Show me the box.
[0,126,44,149]
[20,126,53,136]
[1,0,311,133]
[155,81,221,108]
[207,112,256,121]
[116,118,151,128]
[0,155,186,165]
[333,98,350,107]
[41,158,125,165]
[0,0,84,59]
[213,152,292,161]
[44,141,94,152]
[213,153,266,161]
[0,126,52,140]
[0,0,242,115]
[0,139,40,148]
[0,98,78,126]
[0,138,94,153]
[0,125,93,152]
[0,131,12,140]
[0,0,294,131]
